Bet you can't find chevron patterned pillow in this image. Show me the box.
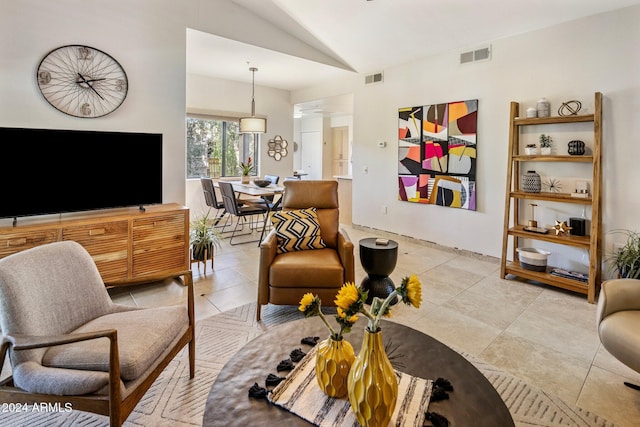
[271,208,327,254]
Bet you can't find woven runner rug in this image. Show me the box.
[0,302,617,427]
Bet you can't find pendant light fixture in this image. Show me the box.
[239,67,267,133]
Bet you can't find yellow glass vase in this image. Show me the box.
[315,337,355,398]
[347,329,398,427]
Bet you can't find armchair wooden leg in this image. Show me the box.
[184,271,196,379]
[256,303,261,322]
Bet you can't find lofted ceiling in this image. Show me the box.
[186,0,640,116]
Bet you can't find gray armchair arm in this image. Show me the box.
[596,279,640,324]
[2,329,121,406]
[6,329,117,351]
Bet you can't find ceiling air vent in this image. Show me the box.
[365,72,384,85]
[460,45,491,64]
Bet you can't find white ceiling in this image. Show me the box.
[186,0,640,115]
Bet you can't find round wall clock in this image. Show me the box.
[36,45,128,118]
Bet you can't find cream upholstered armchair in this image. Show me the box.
[257,180,354,321]
[597,278,640,390]
[0,241,195,426]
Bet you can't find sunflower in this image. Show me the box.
[337,307,358,324]
[334,282,361,313]
[299,292,355,341]
[298,292,319,317]
[401,274,422,308]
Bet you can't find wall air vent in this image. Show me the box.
[460,45,491,64]
[365,72,384,84]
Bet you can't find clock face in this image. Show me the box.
[36,45,128,118]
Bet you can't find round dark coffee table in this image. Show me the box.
[359,237,399,304]
[203,318,514,427]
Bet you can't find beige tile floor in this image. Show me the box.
[109,223,640,427]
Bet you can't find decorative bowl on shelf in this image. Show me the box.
[253,179,271,187]
[516,247,551,272]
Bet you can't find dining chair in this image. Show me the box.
[264,175,280,184]
[218,181,269,245]
[200,178,229,228]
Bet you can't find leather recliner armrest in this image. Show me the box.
[337,227,355,283]
[258,230,278,306]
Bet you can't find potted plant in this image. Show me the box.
[524,143,538,155]
[539,134,553,155]
[607,229,640,279]
[240,156,254,184]
[190,210,222,262]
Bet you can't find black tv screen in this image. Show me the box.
[0,127,163,219]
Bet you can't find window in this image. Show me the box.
[186,114,259,179]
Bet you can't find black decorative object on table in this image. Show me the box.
[265,374,286,387]
[248,382,268,399]
[300,336,319,346]
[359,237,399,304]
[425,411,449,427]
[289,348,306,362]
[276,359,294,372]
[254,179,271,187]
[431,377,455,402]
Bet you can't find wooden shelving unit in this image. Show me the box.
[500,92,602,303]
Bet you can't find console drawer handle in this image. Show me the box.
[89,228,106,236]
[7,237,27,247]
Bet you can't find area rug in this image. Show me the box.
[0,303,617,427]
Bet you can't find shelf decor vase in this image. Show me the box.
[241,174,250,184]
[315,337,355,398]
[522,170,541,193]
[347,329,398,427]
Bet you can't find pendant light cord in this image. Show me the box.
[250,67,257,116]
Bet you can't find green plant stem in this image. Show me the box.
[317,311,338,339]
[371,290,399,331]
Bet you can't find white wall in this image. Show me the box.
[185,74,294,217]
[292,6,640,273]
[0,0,189,214]
[3,1,638,275]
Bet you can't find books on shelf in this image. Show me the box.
[550,268,588,282]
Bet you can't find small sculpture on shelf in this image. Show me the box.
[522,170,541,193]
[568,140,585,155]
[536,98,550,118]
[524,203,548,234]
[571,180,590,198]
[553,220,572,236]
[558,100,582,116]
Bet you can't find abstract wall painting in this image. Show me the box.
[398,99,477,210]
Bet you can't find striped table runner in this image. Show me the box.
[269,346,433,427]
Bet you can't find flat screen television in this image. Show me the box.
[0,127,163,220]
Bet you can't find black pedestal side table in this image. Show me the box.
[359,237,399,304]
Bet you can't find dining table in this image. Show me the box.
[216,180,285,198]
[214,180,285,243]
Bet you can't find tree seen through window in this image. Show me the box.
[186,116,258,179]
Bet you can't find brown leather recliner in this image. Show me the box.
[257,180,354,321]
